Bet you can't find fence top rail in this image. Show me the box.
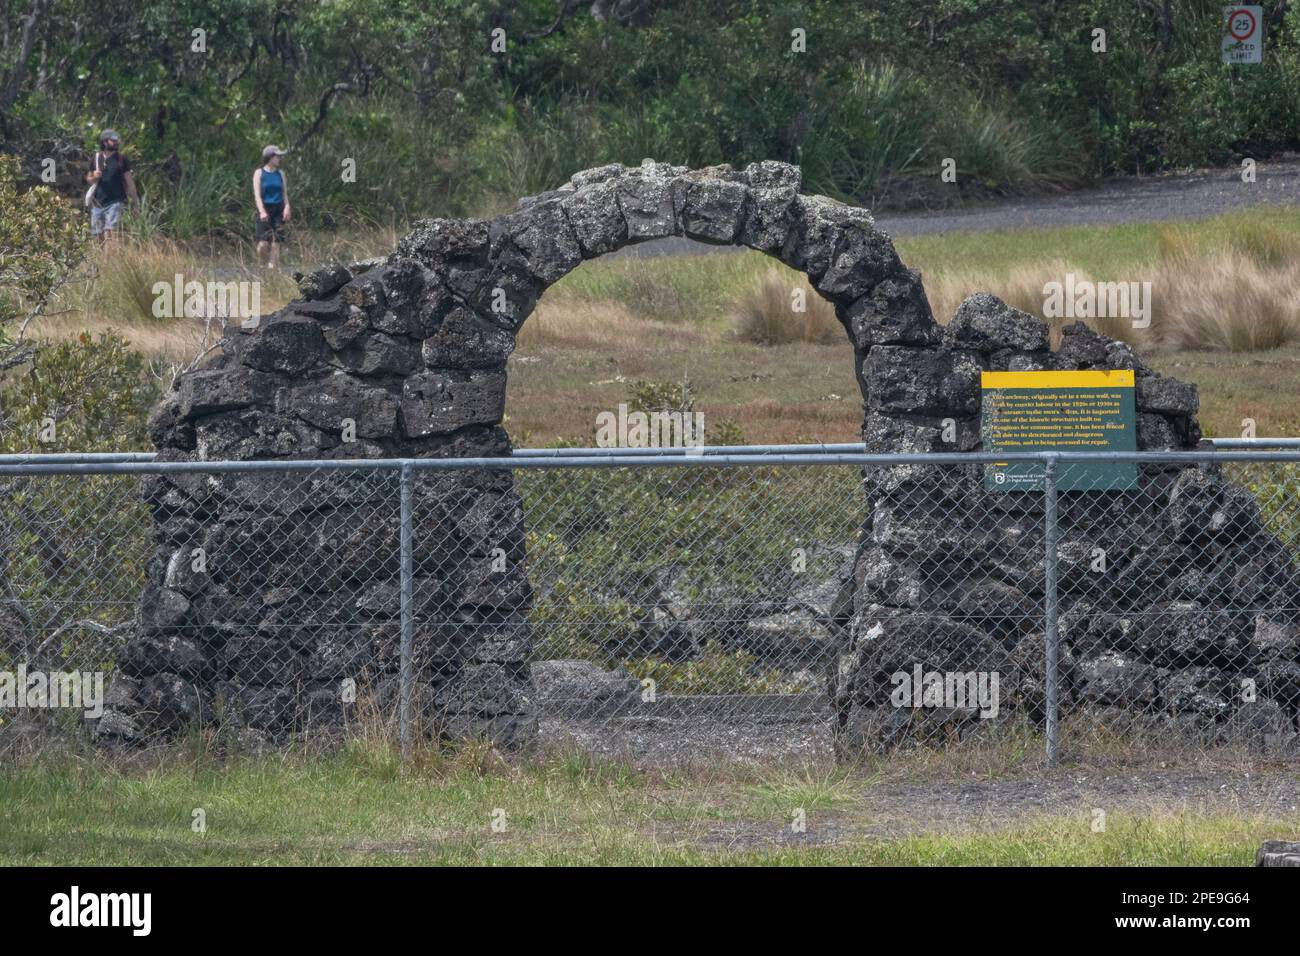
[2,437,1296,468]
[3,448,1300,476]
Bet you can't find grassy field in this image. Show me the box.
[7,209,1298,868]
[18,207,1300,446]
[2,746,1294,866]
[508,208,1300,444]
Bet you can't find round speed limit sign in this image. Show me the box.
[1222,5,1263,64]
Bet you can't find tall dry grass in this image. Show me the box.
[23,215,1300,371]
[21,228,403,364]
[1151,251,1300,351]
[515,293,709,351]
[923,261,1152,348]
[729,266,842,345]
[922,220,1300,353]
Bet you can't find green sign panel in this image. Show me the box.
[981,370,1137,491]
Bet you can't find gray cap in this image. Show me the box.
[262,145,286,161]
[100,129,121,145]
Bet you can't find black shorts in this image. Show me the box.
[256,203,285,241]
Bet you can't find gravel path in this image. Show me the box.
[862,770,1300,829]
[877,155,1300,237]
[605,155,1300,258]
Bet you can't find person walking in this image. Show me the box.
[85,129,138,243]
[253,145,291,269]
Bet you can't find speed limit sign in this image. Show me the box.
[1223,6,1263,64]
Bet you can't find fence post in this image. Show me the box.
[399,460,414,763]
[1043,454,1060,767]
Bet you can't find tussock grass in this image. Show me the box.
[739,763,861,815]
[1152,252,1300,351]
[1149,219,1300,351]
[730,266,842,345]
[923,260,1153,348]
[921,217,1300,353]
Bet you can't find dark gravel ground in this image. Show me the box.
[540,713,834,764]
[539,694,833,764]
[877,154,1300,237]
[605,155,1300,258]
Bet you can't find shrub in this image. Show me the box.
[0,331,163,454]
[0,333,162,668]
[0,153,86,353]
[629,377,694,414]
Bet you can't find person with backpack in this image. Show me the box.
[253,145,292,269]
[84,129,138,243]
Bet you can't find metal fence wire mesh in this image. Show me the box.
[0,450,1297,764]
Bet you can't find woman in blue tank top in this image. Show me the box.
[254,145,292,269]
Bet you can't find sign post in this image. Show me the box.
[1222,6,1263,65]
[982,369,1137,492]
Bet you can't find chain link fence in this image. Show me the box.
[0,447,1297,766]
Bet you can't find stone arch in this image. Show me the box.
[389,158,937,434]
[107,160,1300,757]
[105,160,936,748]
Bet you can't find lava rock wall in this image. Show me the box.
[835,294,1300,753]
[102,159,1297,753]
[103,159,933,745]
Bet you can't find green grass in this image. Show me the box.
[0,749,1291,865]
[896,207,1300,279]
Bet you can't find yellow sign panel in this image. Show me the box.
[981,369,1135,390]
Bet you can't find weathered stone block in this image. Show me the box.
[242,317,324,374]
[844,271,939,347]
[617,173,680,241]
[400,370,506,437]
[561,181,628,258]
[945,292,1050,352]
[867,346,981,416]
[421,307,514,368]
[181,366,281,420]
[1137,374,1198,415]
[497,196,582,285]
[295,264,352,300]
[334,331,420,377]
[290,374,399,438]
[119,631,205,679]
[683,179,749,243]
